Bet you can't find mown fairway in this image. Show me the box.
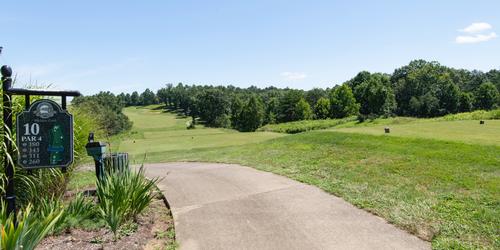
[113,105,285,162]
[120,106,499,249]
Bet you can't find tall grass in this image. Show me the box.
[435,109,500,121]
[258,117,356,134]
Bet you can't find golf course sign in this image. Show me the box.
[16,99,74,169]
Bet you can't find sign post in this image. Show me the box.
[1,64,81,220]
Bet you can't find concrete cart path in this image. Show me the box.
[144,162,430,250]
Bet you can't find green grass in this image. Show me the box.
[118,106,500,249]
[333,120,500,146]
[112,105,285,163]
[67,170,96,191]
[144,132,500,249]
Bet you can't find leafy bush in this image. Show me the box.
[259,117,356,134]
[96,166,159,238]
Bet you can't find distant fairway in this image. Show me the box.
[332,119,500,146]
[113,105,285,162]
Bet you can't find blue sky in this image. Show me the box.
[1,1,499,95]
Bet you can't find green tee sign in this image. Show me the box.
[16,99,74,169]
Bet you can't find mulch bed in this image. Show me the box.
[37,198,175,250]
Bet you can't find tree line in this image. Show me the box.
[72,92,133,135]
[109,60,500,132]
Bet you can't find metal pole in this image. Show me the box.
[2,65,16,220]
[61,96,67,173]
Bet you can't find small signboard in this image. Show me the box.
[16,99,73,169]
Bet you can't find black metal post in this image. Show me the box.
[60,95,68,173]
[24,95,33,175]
[2,65,16,221]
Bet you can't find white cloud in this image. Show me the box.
[455,32,497,44]
[281,71,307,81]
[455,22,497,44]
[459,22,492,33]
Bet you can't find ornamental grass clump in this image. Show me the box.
[0,202,63,250]
[96,166,159,239]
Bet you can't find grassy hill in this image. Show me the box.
[112,105,285,161]
[115,105,499,249]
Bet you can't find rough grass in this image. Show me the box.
[258,117,357,133]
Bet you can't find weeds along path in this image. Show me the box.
[144,162,430,250]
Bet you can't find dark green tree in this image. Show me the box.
[346,71,372,90]
[238,95,265,132]
[314,97,330,119]
[305,88,327,108]
[230,96,244,130]
[264,97,279,124]
[486,69,500,91]
[329,85,359,118]
[474,82,499,110]
[196,89,230,127]
[392,60,450,116]
[130,91,140,106]
[277,90,304,122]
[352,73,396,117]
[294,98,313,120]
[458,92,474,112]
[139,88,157,106]
[435,77,460,115]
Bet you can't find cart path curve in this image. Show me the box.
[144,162,430,250]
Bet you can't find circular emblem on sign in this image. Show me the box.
[34,101,57,119]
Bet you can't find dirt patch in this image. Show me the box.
[37,199,176,250]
